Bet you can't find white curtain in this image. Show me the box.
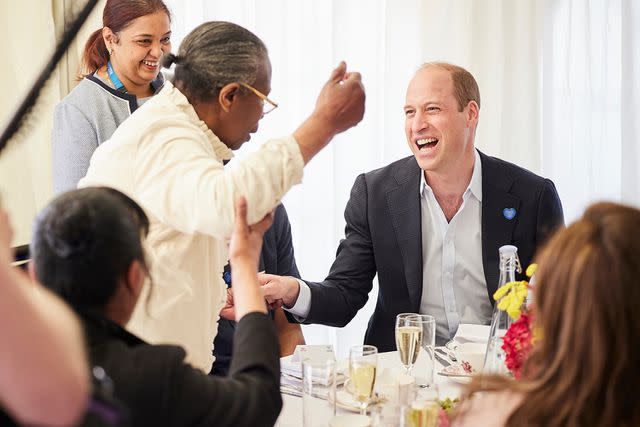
[1,0,637,356]
[541,0,640,220]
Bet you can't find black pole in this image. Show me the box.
[0,0,100,154]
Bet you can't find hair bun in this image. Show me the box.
[162,53,180,68]
[42,207,96,258]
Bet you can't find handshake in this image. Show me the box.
[219,273,301,321]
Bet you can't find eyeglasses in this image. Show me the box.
[239,82,278,115]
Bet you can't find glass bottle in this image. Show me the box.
[483,245,522,374]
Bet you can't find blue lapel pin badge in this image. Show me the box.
[503,207,517,221]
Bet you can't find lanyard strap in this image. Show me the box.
[106,61,126,92]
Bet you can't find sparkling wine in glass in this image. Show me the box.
[395,313,422,375]
[349,345,378,415]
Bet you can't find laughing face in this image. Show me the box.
[103,11,171,96]
[403,66,478,175]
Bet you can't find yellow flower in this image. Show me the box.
[494,280,528,320]
[526,263,538,278]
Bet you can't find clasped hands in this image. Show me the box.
[219,274,300,320]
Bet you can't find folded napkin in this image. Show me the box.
[453,324,490,343]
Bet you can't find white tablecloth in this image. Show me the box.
[275,351,465,427]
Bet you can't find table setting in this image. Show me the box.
[275,315,491,427]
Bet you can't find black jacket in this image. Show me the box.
[301,150,564,351]
[82,310,282,427]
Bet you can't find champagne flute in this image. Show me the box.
[349,345,378,415]
[395,313,422,375]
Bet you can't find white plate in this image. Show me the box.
[332,389,362,412]
[446,375,472,385]
[330,388,387,413]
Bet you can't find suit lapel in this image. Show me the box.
[386,158,423,312]
[480,151,520,300]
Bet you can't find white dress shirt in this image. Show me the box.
[288,151,492,343]
[79,81,304,372]
[420,150,492,343]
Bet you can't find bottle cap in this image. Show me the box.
[498,244,518,255]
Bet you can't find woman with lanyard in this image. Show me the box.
[52,0,171,194]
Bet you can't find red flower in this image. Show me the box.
[438,408,451,427]
[501,311,533,379]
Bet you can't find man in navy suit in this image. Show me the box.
[260,62,564,350]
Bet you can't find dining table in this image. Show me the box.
[274,350,467,427]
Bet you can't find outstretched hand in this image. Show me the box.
[259,273,301,309]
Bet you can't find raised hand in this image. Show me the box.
[226,197,274,319]
[228,197,273,268]
[313,61,366,134]
[294,62,366,164]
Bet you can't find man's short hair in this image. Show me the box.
[420,62,481,112]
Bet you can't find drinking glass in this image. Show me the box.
[348,345,378,415]
[395,313,423,375]
[401,385,441,427]
[302,359,337,427]
[414,314,436,388]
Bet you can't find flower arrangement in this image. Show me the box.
[492,263,538,378]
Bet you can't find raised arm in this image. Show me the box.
[169,198,283,427]
[134,63,365,238]
[0,207,89,427]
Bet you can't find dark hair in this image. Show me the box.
[31,187,149,310]
[163,21,268,103]
[458,202,640,427]
[81,0,171,76]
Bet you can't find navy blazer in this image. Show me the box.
[212,204,300,376]
[302,150,564,352]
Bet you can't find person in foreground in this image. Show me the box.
[53,0,172,193]
[0,203,89,426]
[79,21,365,372]
[452,202,640,427]
[30,187,283,427]
[261,62,564,349]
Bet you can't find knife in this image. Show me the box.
[434,351,451,367]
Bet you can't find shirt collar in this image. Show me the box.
[161,81,234,161]
[419,149,483,202]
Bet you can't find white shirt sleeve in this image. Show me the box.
[285,278,312,319]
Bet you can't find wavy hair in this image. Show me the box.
[458,202,640,427]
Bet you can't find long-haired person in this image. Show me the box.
[453,202,640,427]
[79,21,365,372]
[53,0,171,193]
[31,187,283,427]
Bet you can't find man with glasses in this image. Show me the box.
[79,21,365,373]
